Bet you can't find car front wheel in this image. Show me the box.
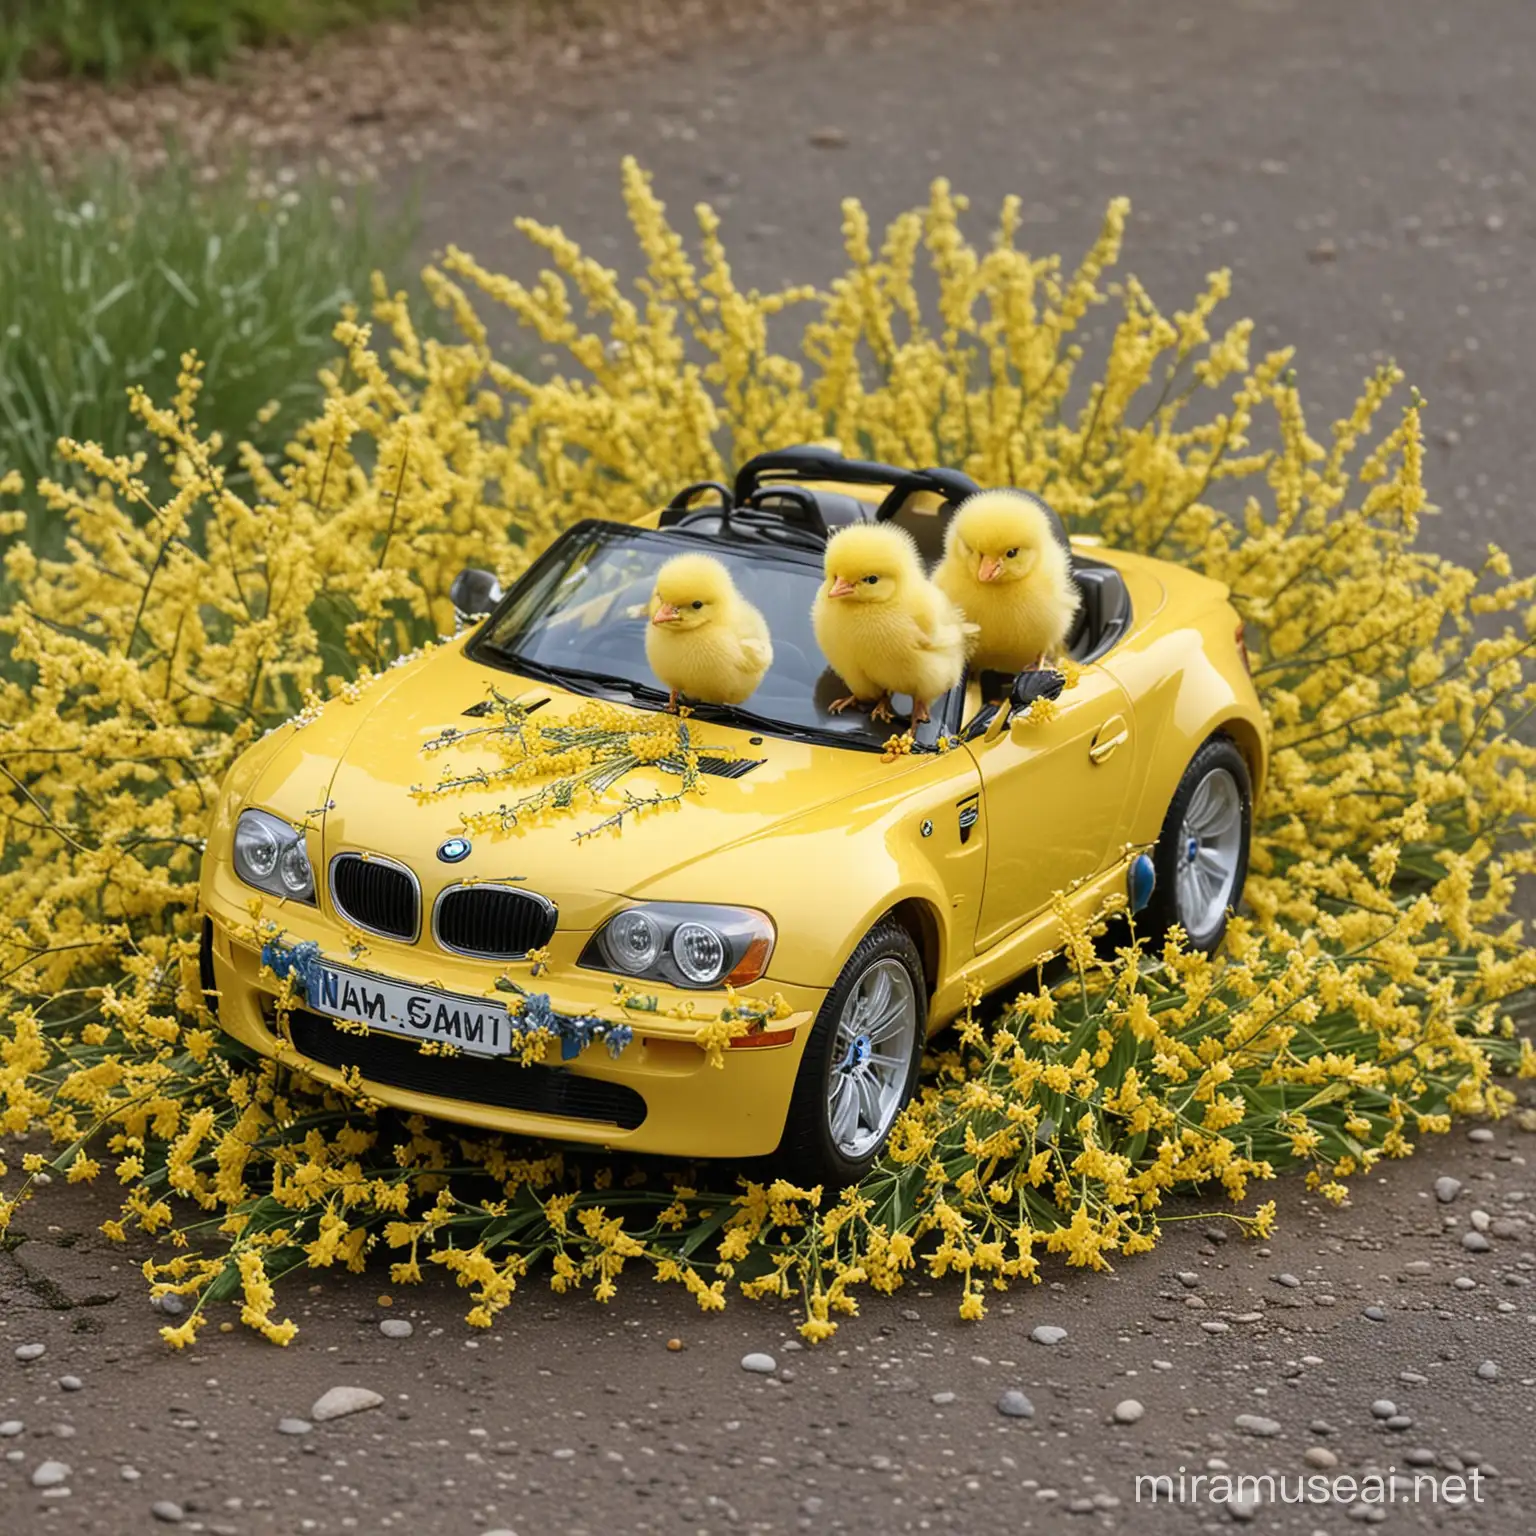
[778,920,926,1187]
[1142,734,1252,954]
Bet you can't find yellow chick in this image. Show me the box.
[645,553,773,709]
[811,523,971,724]
[934,490,1079,672]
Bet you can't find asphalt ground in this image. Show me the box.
[3,2,1535,1532]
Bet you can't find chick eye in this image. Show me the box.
[864,574,880,585]
[1005,548,1018,559]
[691,600,704,609]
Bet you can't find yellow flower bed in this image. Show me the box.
[2,161,1534,1348]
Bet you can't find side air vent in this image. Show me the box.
[659,755,765,780]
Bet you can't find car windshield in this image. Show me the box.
[467,521,957,750]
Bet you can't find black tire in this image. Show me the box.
[1140,734,1253,954]
[778,920,926,1188]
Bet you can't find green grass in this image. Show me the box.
[0,155,416,555]
[0,0,419,87]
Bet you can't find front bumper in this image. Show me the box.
[199,879,823,1160]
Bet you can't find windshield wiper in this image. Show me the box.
[475,651,669,706]
[474,649,902,752]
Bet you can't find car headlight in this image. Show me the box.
[580,903,774,989]
[232,809,316,903]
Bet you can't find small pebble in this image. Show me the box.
[1363,1306,1386,1322]
[121,1466,141,1482]
[931,1391,956,1406]
[1386,1415,1413,1431]
[1370,1399,1397,1419]
[31,1460,70,1489]
[1454,1276,1477,1290]
[1469,1208,1492,1232]
[276,1418,312,1436]
[1228,1496,1259,1521]
[1274,1273,1301,1288]
[1404,1260,1433,1275]
[666,1339,683,1352]
[14,1344,45,1363]
[1462,1231,1492,1253]
[1304,1446,1338,1469]
[0,1422,22,1438]
[997,1389,1035,1419]
[1434,1176,1463,1204]
[153,1294,186,1318]
[1176,1272,1200,1289]
[378,1319,413,1340]
[1476,1360,1499,1381]
[740,1353,776,1375]
[151,1502,185,1525]
[310,1386,383,1422]
[1031,1325,1067,1346]
[1113,1399,1144,1425]
[57,1376,82,1392]
[1234,1414,1282,1438]
[1202,1320,1231,1334]
[1468,1128,1495,1143]
[1405,1448,1437,1467]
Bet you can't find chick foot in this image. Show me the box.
[828,694,870,715]
[909,699,932,725]
[869,694,897,724]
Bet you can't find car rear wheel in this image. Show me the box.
[1142,734,1252,954]
[778,920,926,1187]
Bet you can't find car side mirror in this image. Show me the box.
[450,567,503,622]
[983,667,1067,742]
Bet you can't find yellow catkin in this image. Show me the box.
[1,164,1531,1349]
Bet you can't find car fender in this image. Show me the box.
[1103,600,1268,847]
[630,751,984,994]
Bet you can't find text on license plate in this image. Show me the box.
[310,964,513,1058]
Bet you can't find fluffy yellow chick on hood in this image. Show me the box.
[645,552,773,708]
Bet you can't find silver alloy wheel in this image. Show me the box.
[826,957,918,1159]
[1174,765,1245,938]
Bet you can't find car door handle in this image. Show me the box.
[1089,715,1129,764]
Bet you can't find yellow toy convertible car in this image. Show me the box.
[199,448,1266,1183]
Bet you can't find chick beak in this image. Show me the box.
[829,576,857,599]
[977,555,1004,583]
[651,602,681,625]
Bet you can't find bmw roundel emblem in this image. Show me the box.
[437,836,472,863]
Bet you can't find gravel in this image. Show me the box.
[151,1502,185,1525]
[379,1318,414,1339]
[1304,1446,1338,1469]
[1370,1399,1397,1419]
[58,1375,83,1391]
[1435,1176,1463,1203]
[0,1421,23,1437]
[740,1352,776,1374]
[277,1418,312,1436]
[14,1343,46,1362]
[997,1389,1035,1419]
[32,1460,71,1488]
[310,1387,383,1422]
[1461,1232,1492,1253]
[1112,1399,1144,1425]
[1030,1325,1067,1345]
[1274,1273,1301,1288]
[1477,1361,1500,1381]
[930,1391,956,1405]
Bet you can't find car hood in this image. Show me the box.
[257,640,928,929]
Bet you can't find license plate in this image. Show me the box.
[309,963,514,1058]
